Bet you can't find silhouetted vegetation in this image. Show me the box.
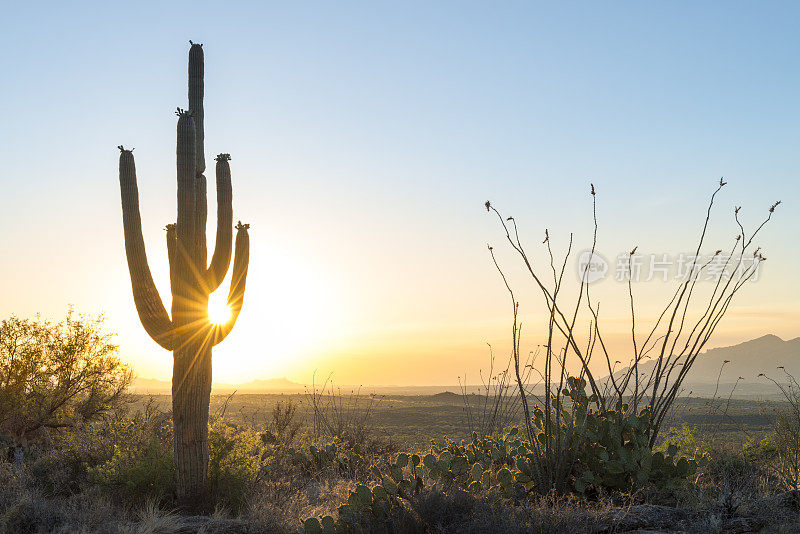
[0,310,131,448]
[118,42,250,510]
[481,180,779,499]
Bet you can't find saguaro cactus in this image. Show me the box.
[118,43,249,509]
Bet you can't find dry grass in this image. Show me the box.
[1,465,799,533]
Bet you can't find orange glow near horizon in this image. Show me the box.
[2,4,799,388]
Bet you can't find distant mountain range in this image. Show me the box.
[610,334,800,398]
[131,334,799,398]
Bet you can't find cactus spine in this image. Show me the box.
[118,43,249,510]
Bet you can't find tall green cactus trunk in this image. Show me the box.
[118,43,250,511]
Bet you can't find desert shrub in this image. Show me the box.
[0,493,67,534]
[27,445,89,497]
[18,409,270,514]
[695,448,774,518]
[660,424,704,457]
[91,414,269,512]
[766,372,800,490]
[0,310,132,445]
[0,465,140,534]
[0,468,114,534]
[653,430,785,513]
[88,402,175,504]
[772,417,800,489]
[306,375,383,449]
[282,440,369,480]
[21,403,168,500]
[658,412,791,510]
[269,400,304,446]
[459,346,527,439]
[88,432,174,504]
[15,425,100,497]
[744,433,780,463]
[207,418,265,512]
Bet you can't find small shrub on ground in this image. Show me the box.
[306,375,384,450]
[768,372,800,490]
[208,418,265,512]
[88,402,175,505]
[88,427,174,505]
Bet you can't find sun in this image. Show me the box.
[208,292,232,325]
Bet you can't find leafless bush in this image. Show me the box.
[459,344,537,438]
[486,179,779,493]
[760,369,800,489]
[305,373,383,448]
[272,400,304,445]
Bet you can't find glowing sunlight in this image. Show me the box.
[207,248,349,384]
[208,292,232,325]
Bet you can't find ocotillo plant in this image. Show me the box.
[118,42,249,509]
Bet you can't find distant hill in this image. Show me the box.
[432,391,461,400]
[610,334,800,397]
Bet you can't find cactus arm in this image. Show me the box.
[188,42,204,174]
[166,224,178,295]
[175,110,198,283]
[189,43,207,281]
[212,222,249,346]
[118,147,175,350]
[173,110,205,337]
[205,154,233,291]
[195,173,207,286]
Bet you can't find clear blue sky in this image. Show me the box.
[0,2,797,384]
